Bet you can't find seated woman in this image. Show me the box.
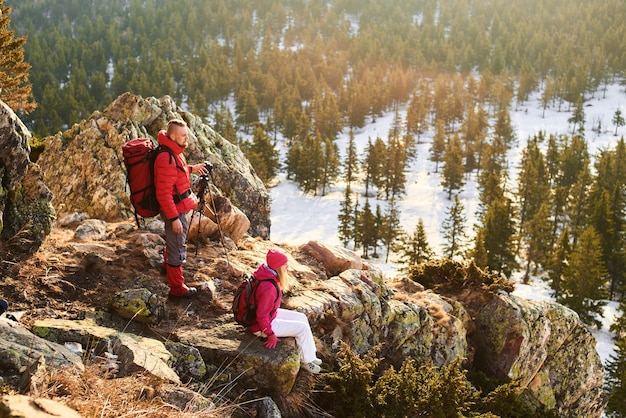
[248,249,322,374]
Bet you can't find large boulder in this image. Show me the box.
[31,317,181,384]
[36,93,270,238]
[0,100,54,249]
[474,293,607,417]
[0,316,84,383]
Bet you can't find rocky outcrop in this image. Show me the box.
[35,93,270,238]
[31,316,181,384]
[0,226,608,416]
[475,293,606,417]
[0,100,54,249]
[0,316,84,381]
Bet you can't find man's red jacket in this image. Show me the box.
[154,130,197,220]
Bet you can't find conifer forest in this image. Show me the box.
[4,0,626,414]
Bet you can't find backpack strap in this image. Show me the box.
[254,278,280,304]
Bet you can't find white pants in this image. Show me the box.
[256,308,317,363]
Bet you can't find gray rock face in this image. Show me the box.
[31,317,180,384]
[475,293,607,417]
[35,93,270,238]
[0,316,84,379]
[0,100,54,248]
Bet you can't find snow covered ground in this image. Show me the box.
[269,83,626,369]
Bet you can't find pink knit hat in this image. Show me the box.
[266,249,288,270]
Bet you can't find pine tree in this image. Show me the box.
[0,1,36,112]
[359,198,377,259]
[338,185,355,248]
[606,300,626,416]
[430,119,446,173]
[320,135,340,196]
[243,125,279,185]
[397,218,433,267]
[559,226,608,328]
[480,196,517,277]
[613,109,625,136]
[469,228,488,270]
[235,81,259,132]
[384,137,407,200]
[363,137,386,198]
[547,228,570,298]
[405,91,428,143]
[493,106,515,148]
[568,96,585,134]
[213,105,238,144]
[565,165,593,244]
[521,202,552,282]
[441,194,468,259]
[441,132,465,199]
[343,128,360,186]
[381,199,402,263]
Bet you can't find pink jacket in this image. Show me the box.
[248,264,282,336]
[154,131,197,220]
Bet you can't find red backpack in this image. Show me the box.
[232,276,279,327]
[122,138,177,224]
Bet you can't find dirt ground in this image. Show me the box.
[0,220,243,337]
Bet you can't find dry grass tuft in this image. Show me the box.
[17,362,237,418]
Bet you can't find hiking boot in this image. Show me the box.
[312,357,322,365]
[301,361,321,374]
[168,287,197,298]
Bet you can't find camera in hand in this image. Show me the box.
[203,161,213,173]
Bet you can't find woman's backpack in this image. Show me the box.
[232,276,279,327]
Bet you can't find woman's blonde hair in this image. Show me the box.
[276,265,290,291]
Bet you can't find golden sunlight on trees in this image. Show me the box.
[0,0,36,113]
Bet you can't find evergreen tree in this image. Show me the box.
[565,165,593,244]
[547,228,571,298]
[480,196,517,277]
[568,96,585,134]
[460,105,489,175]
[441,194,468,260]
[613,109,625,136]
[363,137,386,198]
[320,134,340,196]
[405,90,428,143]
[441,132,465,198]
[359,198,377,258]
[213,105,238,144]
[235,81,259,132]
[606,300,626,416]
[243,125,279,186]
[493,106,515,148]
[559,226,608,328]
[343,128,360,186]
[338,185,355,248]
[430,119,446,173]
[469,227,489,270]
[521,202,552,282]
[397,218,433,267]
[298,132,324,194]
[381,198,402,263]
[384,137,407,200]
[477,139,507,216]
[516,134,550,230]
[0,1,36,112]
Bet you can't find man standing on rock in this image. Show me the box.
[154,119,209,298]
